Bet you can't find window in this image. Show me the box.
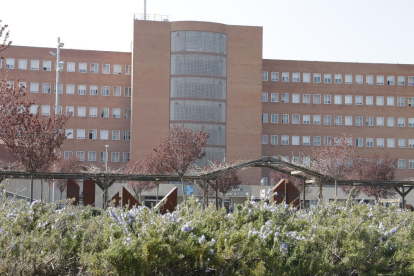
[125,87,132,97]
[88,152,96,162]
[324,74,331,83]
[30,82,39,93]
[31,60,39,70]
[399,159,406,169]
[112,130,120,140]
[376,96,384,106]
[303,94,310,103]
[334,116,342,125]
[271,135,278,145]
[303,115,310,124]
[124,130,131,141]
[111,152,120,162]
[113,64,122,75]
[398,117,405,127]
[76,151,85,162]
[355,75,363,84]
[313,136,321,146]
[262,71,268,81]
[111,86,121,97]
[262,135,268,144]
[334,95,342,105]
[398,97,405,106]
[78,107,86,117]
[5,58,14,69]
[101,108,109,118]
[292,136,300,145]
[67,62,75,72]
[292,94,300,103]
[345,74,352,84]
[292,72,300,82]
[334,74,342,84]
[313,94,321,104]
[64,151,73,159]
[270,71,280,82]
[387,76,395,85]
[102,86,110,96]
[313,73,321,83]
[409,77,414,86]
[282,72,289,82]
[89,107,98,117]
[90,85,98,95]
[281,93,289,103]
[366,116,374,126]
[100,130,109,140]
[345,95,352,105]
[398,76,405,86]
[410,139,414,149]
[90,63,99,73]
[124,108,131,119]
[303,73,310,83]
[366,96,374,105]
[262,92,268,102]
[376,117,384,126]
[387,138,395,148]
[102,64,110,74]
[292,114,300,124]
[100,152,108,162]
[324,115,331,125]
[355,116,363,126]
[324,95,331,104]
[54,84,63,94]
[123,152,130,162]
[281,135,289,145]
[366,75,374,85]
[377,138,384,148]
[387,96,394,106]
[313,115,321,125]
[303,136,310,146]
[88,129,97,139]
[65,129,73,139]
[303,157,310,167]
[409,97,414,106]
[366,138,374,147]
[18,59,27,70]
[43,60,51,71]
[262,113,268,123]
[409,118,414,127]
[78,85,86,95]
[345,116,352,126]
[66,106,74,116]
[271,114,279,124]
[66,84,75,95]
[125,65,131,75]
[30,105,38,114]
[355,137,363,147]
[77,129,85,139]
[398,139,406,148]
[282,114,289,124]
[42,83,51,93]
[387,117,395,127]
[79,63,87,73]
[324,137,332,146]
[377,75,384,85]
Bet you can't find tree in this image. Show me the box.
[0,20,12,55]
[311,134,356,202]
[153,125,209,204]
[0,77,70,202]
[125,159,155,203]
[356,154,397,201]
[49,154,82,201]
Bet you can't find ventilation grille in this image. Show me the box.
[171,55,227,77]
[170,77,226,99]
[171,31,227,54]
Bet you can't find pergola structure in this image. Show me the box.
[0,157,413,206]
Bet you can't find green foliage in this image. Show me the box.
[0,193,414,275]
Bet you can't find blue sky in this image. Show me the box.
[2,0,413,64]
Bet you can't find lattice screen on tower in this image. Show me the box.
[171,31,186,52]
[215,33,227,54]
[170,78,185,97]
[184,100,214,121]
[170,101,184,120]
[186,31,215,52]
[171,55,185,75]
[185,77,214,98]
[214,79,226,99]
[214,102,226,122]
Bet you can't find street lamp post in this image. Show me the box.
[52,37,64,204]
[105,145,109,171]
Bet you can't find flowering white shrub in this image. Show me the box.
[0,189,414,275]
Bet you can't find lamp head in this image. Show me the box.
[58,42,64,47]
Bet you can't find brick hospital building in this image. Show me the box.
[1,16,414,194]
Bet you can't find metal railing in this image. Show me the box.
[134,13,171,22]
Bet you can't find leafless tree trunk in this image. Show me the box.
[40,179,43,202]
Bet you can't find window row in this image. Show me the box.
[262,71,413,86]
[64,151,130,162]
[262,114,413,127]
[25,83,132,97]
[0,59,131,75]
[262,92,414,106]
[31,105,131,119]
[64,129,131,141]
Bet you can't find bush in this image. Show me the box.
[0,191,413,275]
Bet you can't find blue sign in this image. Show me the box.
[184,185,194,195]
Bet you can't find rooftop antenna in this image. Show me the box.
[144,0,147,20]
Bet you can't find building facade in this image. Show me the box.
[0,16,414,204]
